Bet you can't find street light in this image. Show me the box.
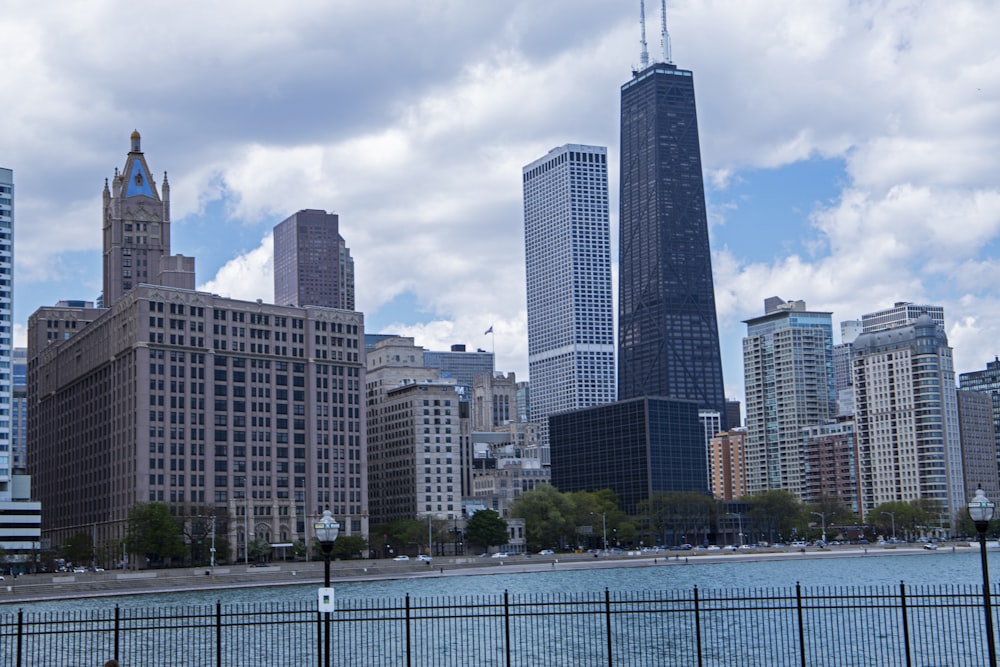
[969,485,997,667]
[811,512,827,545]
[314,510,340,667]
[880,511,896,541]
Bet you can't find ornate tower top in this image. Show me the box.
[130,129,141,153]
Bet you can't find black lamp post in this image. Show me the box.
[314,510,340,667]
[969,486,997,667]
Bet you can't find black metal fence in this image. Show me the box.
[0,583,995,666]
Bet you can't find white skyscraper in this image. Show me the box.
[523,145,616,449]
[0,168,12,500]
[852,313,964,528]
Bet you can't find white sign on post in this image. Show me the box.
[318,587,336,612]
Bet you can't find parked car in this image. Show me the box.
[392,555,410,561]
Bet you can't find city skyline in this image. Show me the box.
[4,1,1000,408]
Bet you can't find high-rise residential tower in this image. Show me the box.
[852,314,964,528]
[0,169,13,497]
[959,357,1000,484]
[273,209,355,310]
[523,144,616,447]
[102,131,194,307]
[743,298,836,498]
[617,9,726,424]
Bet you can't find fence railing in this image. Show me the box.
[0,583,995,666]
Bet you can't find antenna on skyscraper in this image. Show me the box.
[661,0,673,64]
[639,0,650,68]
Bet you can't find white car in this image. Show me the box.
[538,549,555,556]
[491,552,508,559]
[416,554,432,562]
[392,555,409,561]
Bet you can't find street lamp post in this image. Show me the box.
[880,511,896,541]
[314,510,340,667]
[811,512,827,545]
[969,486,997,667]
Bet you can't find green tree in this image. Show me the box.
[61,532,94,566]
[126,502,186,566]
[465,509,509,550]
[869,499,941,540]
[248,538,271,562]
[374,518,426,557]
[331,535,368,560]
[744,490,802,544]
[510,484,577,551]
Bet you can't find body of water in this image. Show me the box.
[4,547,994,612]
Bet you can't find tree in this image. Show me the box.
[510,484,577,551]
[126,502,186,566]
[331,535,367,560]
[745,490,802,544]
[62,532,94,566]
[465,509,509,550]
[248,538,271,562]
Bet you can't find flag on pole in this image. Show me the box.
[484,325,493,335]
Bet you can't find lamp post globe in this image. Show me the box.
[314,509,339,667]
[968,485,997,667]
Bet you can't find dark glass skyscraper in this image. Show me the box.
[617,60,726,426]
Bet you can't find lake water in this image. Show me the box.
[5,547,996,612]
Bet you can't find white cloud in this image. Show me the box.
[7,0,1000,400]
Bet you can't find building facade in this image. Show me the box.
[523,144,616,452]
[11,347,26,475]
[30,133,368,558]
[549,397,706,515]
[422,344,495,402]
[851,315,964,526]
[617,60,726,424]
[273,209,355,310]
[365,336,462,524]
[801,418,859,513]
[29,286,368,553]
[861,302,945,333]
[742,298,836,498]
[956,389,1000,503]
[958,357,1000,485]
[708,429,747,501]
[0,169,12,496]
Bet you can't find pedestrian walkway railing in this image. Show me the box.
[0,582,994,666]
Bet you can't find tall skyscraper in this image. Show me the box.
[743,298,835,498]
[0,168,13,498]
[523,144,616,447]
[102,131,194,307]
[273,209,355,310]
[617,11,726,425]
[30,135,369,554]
[852,314,964,527]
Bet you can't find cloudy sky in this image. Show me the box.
[4,0,1000,407]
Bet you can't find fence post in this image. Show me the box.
[605,588,613,667]
[405,593,412,667]
[694,586,702,667]
[504,590,512,667]
[114,605,120,662]
[899,581,912,667]
[16,608,22,667]
[216,601,223,667]
[796,583,806,667]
